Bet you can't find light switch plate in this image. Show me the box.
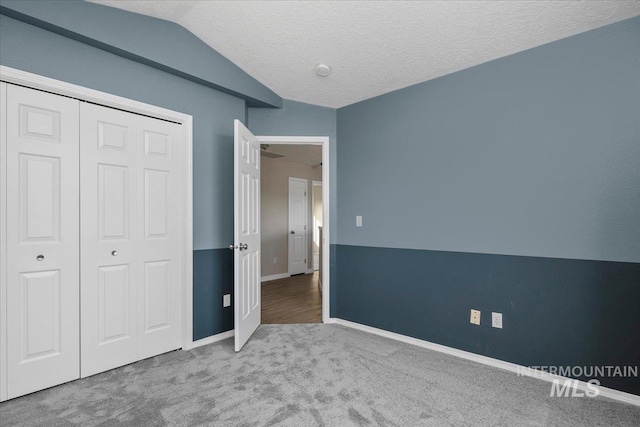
[492,312,503,329]
[223,294,231,307]
[356,215,362,227]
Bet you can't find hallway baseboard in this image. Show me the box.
[261,273,290,282]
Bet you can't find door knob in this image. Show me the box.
[111,250,118,256]
[290,231,295,234]
[239,243,248,251]
[229,245,237,250]
[36,255,44,261]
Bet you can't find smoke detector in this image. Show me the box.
[315,63,331,77]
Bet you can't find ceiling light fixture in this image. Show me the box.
[315,63,331,77]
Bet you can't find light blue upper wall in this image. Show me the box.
[0,0,281,108]
[248,100,338,244]
[337,16,640,263]
[0,14,244,250]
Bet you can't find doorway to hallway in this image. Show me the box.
[261,272,321,324]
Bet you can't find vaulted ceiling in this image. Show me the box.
[91,1,640,108]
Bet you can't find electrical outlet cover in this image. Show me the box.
[470,309,481,325]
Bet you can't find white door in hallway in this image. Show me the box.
[80,103,182,377]
[4,84,80,398]
[288,177,308,275]
[233,120,261,352]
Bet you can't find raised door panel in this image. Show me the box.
[291,235,305,264]
[144,260,170,332]
[99,164,129,240]
[5,84,80,399]
[98,265,131,344]
[137,116,182,359]
[19,271,61,360]
[19,155,60,242]
[144,169,168,239]
[80,103,138,378]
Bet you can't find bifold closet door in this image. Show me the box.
[5,84,80,399]
[134,113,182,360]
[80,103,182,377]
[80,103,139,377]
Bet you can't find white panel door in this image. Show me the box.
[81,104,182,375]
[288,177,308,275]
[233,120,261,352]
[136,115,182,359]
[80,103,139,377]
[5,84,80,398]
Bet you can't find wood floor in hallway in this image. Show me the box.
[261,272,322,324]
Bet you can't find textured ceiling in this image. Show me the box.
[262,144,323,168]
[91,1,640,108]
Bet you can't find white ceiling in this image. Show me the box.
[91,1,640,108]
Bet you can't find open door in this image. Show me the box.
[233,120,261,351]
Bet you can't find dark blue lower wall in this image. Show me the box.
[335,244,640,395]
[193,249,233,340]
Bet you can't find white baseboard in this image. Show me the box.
[306,269,315,274]
[189,330,234,349]
[261,272,290,282]
[333,318,640,407]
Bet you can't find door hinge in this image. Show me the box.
[304,225,306,230]
[304,191,307,196]
[305,259,307,264]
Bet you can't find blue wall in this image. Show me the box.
[0,13,243,340]
[336,17,640,394]
[338,16,640,263]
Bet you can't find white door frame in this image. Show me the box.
[0,82,7,402]
[256,136,331,323]
[0,66,196,356]
[311,180,322,271]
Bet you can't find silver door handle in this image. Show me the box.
[239,243,248,251]
[229,245,237,250]
[36,255,44,261]
[111,250,118,256]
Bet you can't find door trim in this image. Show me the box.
[0,66,195,352]
[256,136,331,323]
[0,82,7,402]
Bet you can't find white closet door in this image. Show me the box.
[136,115,182,359]
[80,103,139,377]
[80,103,182,376]
[5,84,80,398]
